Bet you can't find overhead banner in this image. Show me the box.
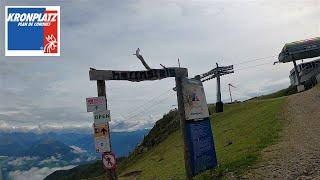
[182,78,209,121]
[182,78,217,176]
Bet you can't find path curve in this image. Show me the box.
[245,86,320,179]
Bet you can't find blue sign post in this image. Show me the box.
[178,77,218,177]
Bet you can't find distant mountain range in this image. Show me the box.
[0,130,149,180]
[0,129,149,158]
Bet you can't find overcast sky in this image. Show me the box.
[0,0,319,132]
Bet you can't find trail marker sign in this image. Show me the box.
[102,152,116,170]
[86,96,106,112]
[94,124,109,137]
[93,110,111,125]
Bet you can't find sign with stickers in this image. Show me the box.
[182,78,209,121]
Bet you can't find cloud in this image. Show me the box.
[38,156,60,166]
[70,145,87,153]
[8,165,75,180]
[7,156,40,166]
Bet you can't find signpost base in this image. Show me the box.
[215,102,223,113]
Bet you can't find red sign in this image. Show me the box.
[102,152,116,170]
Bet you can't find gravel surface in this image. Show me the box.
[243,86,320,180]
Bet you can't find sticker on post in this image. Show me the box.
[93,110,111,125]
[86,97,106,112]
[102,152,116,170]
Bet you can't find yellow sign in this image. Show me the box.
[94,124,109,138]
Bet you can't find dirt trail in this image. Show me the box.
[245,86,320,180]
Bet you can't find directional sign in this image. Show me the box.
[94,136,110,153]
[102,152,117,170]
[93,124,109,137]
[93,110,111,125]
[182,78,209,121]
[86,97,106,112]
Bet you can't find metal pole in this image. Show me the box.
[97,80,117,180]
[228,84,232,103]
[215,63,223,112]
[175,76,193,180]
[292,60,301,85]
[216,64,221,103]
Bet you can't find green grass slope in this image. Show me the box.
[118,97,286,179]
[249,86,296,101]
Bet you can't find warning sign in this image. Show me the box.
[102,152,116,170]
[93,124,109,137]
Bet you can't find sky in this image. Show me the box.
[0,0,319,132]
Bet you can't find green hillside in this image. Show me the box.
[47,93,287,179]
[118,98,286,179]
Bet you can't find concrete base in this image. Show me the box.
[297,85,305,92]
[215,101,224,113]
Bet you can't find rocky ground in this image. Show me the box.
[244,85,320,180]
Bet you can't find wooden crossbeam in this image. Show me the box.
[89,68,188,81]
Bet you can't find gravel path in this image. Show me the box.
[245,86,320,180]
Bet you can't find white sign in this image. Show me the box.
[182,78,209,120]
[102,152,116,170]
[94,136,110,153]
[86,97,106,112]
[93,110,111,125]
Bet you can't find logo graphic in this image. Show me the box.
[5,6,60,56]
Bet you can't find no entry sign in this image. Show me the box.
[102,152,116,170]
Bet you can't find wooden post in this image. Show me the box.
[97,80,117,180]
[175,76,193,180]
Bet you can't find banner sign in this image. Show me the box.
[182,78,209,120]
